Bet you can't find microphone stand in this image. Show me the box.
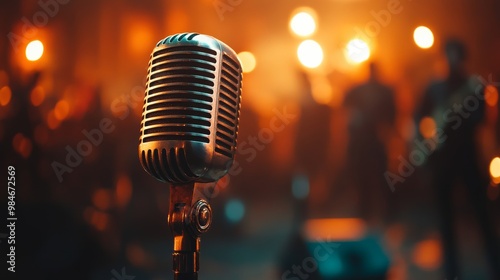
[168,183,213,280]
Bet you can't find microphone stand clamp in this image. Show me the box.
[168,183,213,280]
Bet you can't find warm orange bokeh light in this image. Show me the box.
[413,26,434,49]
[12,133,23,149]
[92,188,112,211]
[485,85,499,107]
[46,110,61,130]
[411,239,442,270]
[84,206,109,231]
[297,40,324,68]
[12,133,33,158]
[345,39,371,64]
[30,86,46,106]
[489,157,500,184]
[303,218,366,241]
[128,21,154,55]
[115,174,133,208]
[238,51,257,73]
[419,116,437,139]
[127,244,148,267]
[26,40,44,61]
[289,7,317,37]
[90,210,109,231]
[54,100,70,121]
[0,86,12,106]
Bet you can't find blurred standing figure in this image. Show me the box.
[415,39,500,280]
[343,62,396,225]
[294,71,332,218]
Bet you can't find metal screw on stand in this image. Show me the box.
[190,200,212,235]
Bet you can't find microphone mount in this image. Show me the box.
[168,182,214,280]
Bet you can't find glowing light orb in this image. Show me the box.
[26,40,44,61]
[297,40,324,68]
[489,157,500,183]
[238,51,257,73]
[419,116,437,139]
[290,9,317,37]
[345,39,370,64]
[225,199,245,224]
[413,26,434,49]
[485,85,499,107]
[0,86,12,106]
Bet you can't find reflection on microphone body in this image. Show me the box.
[138,33,242,280]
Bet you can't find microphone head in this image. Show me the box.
[139,33,242,184]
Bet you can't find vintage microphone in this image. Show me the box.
[138,32,242,280]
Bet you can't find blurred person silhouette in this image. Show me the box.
[342,62,396,226]
[278,70,331,280]
[414,38,500,279]
[293,70,332,219]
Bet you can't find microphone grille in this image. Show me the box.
[214,53,242,158]
[140,33,217,145]
[139,32,242,184]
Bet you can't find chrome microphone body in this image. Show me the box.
[139,32,242,184]
[138,33,242,280]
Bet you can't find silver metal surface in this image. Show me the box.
[139,33,242,184]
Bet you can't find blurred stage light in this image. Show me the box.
[92,188,112,211]
[127,19,154,55]
[345,39,370,64]
[297,40,324,68]
[126,243,148,267]
[290,219,390,279]
[115,174,133,208]
[0,86,12,106]
[485,85,499,107]
[237,51,257,73]
[224,198,245,224]
[411,238,442,270]
[46,110,60,130]
[30,86,46,106]
[90,210,109,231]
[289,8,317,37]
[419,116,436,139]
[25,40,44,61]
[12,133,32,158]
[54,100,70,121]
[489,157,500,184]
[413,26,434,49]
[303,218,366,241]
